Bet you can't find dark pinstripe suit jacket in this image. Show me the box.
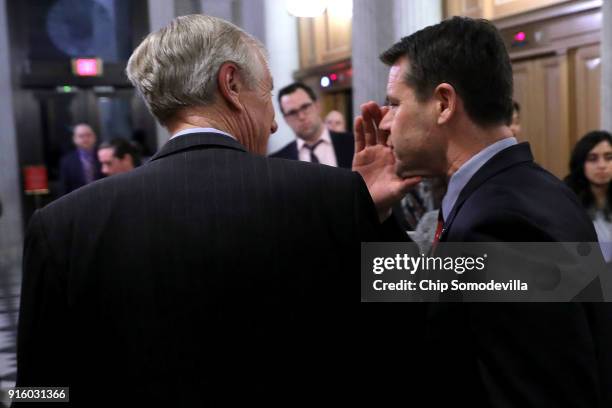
[16,132,405,406]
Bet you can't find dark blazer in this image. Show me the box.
[59,149,102,195]
[16,132,405,407]
[270,130,355,169]
[366,143,612,407]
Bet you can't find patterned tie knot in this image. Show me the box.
[305,140,323,151]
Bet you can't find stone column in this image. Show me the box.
[263,0,299,154]
[352,0,396,113]
[200,0,234,21]
[175,0,201,16]
[0,0,24,281]
[352,0,442,117]
[147,0,176,146]
[0,0,24,385]
[602,0,612,132]
[239,0,266,43]
[393,0,442,40]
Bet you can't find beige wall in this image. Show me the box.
[445,0,571,20]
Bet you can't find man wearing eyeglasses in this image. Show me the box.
[271,82,354,168]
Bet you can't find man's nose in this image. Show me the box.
[379,109,392,132]
[271,119,278,134]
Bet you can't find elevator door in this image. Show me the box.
[17,86,156,218]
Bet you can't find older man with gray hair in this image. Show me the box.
[16,14,414,407]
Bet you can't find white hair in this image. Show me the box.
[126,14,267,124]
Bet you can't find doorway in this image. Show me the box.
[16,86,156,218]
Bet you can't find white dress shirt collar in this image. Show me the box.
[170,127,236,141]
[296,127,332,150]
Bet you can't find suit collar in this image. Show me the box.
[285,141,299,159]
[149,132,247,162]
[296,127,332,150]
[271,131,353,168]
[330,130,354,169]
[442,137,517,220]
[441,142,534,240]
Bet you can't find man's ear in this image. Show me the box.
[433,83,457,125]
[217,62,244,112]
[123,154,134,167]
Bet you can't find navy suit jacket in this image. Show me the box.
[365,143,612,407]
[269,130,355,169]
[59,149,102,195]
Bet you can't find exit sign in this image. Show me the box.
[71,58,103,77]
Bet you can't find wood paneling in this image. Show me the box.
[298,18,317,68]
[512,56,570,179]
[322,12,351,62]
[493,0,570,19]
[297,10,352,69]
[321,91,351,125]
[511,60,537,147]
[572,44,601,145]
[502,2,602,179]
[539,55,570,178]
[445,0,489,18]
[445,0,571,20]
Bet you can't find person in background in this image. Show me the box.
[565,130,612,261]
[509,100,522,139]
[59,123,102,194]
[97,138,142,177]
[270,82,354,168]
[324,110,347,133]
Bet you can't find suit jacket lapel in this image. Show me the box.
[286,141,299,160]
[330,131,354,169]
[441,142,535,241]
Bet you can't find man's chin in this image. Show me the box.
[395,164,427,179]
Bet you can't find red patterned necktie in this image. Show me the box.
[432,210,444,250]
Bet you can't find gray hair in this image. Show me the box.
[126,14,267,124]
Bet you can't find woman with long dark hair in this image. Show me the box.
[565,130,612,261]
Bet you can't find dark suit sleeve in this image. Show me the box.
[351,172,408,242]
[16,211,70,392]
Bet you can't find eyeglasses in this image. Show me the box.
[283,102,314,119]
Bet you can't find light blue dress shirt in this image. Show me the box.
[441,137,518,221]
